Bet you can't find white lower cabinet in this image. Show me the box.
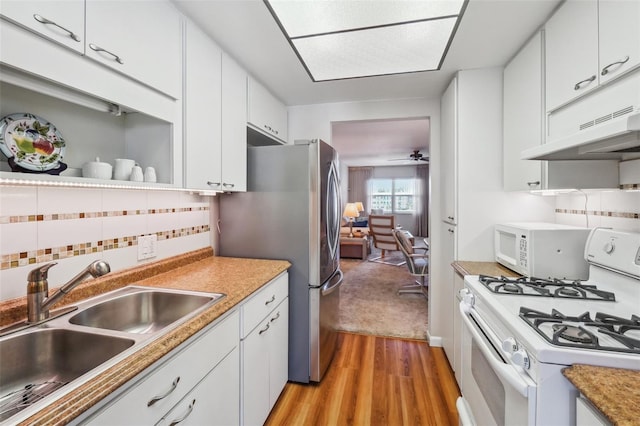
[576,396,610,426]
[240,273,289,426]
[156,346,240,426]
[84,310,239,425]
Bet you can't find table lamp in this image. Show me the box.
[355,202,364,213]
[343,203,359,238]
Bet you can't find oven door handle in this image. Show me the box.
[459,302,531,398]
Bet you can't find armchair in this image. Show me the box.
[393,229,429,298]
[368,214,405,266]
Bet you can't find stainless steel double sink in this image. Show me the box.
[0,286,225,423]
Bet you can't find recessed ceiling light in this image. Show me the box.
[265,0,467,82]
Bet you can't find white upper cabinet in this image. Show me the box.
[247,76,288,144]
[0,0,85,53]
[440,77,457,224]
[221,52,247,192]
[545,0,599,111]
[598,0,640,84]
[183,20,222,191]
[545,0,640,112]
[85,0,181,98]
[503,31,545,191]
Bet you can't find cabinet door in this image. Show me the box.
[440,77,457,224]
[242,317,271,426]
[247,76,288,143]
[221,52,247,192]
[268,298,289,408]
[183,20,222,191]
[157,347,240,426]
[545,0,599,111]
[503,31,544,191]
[440,223,456,366]
[599,0,640,84]
[85,0,181,98]
[0,0,84,53]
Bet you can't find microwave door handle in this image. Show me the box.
[459,303,531,398]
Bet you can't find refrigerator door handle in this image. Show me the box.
[321,269,343,296]
[326,161,341,261]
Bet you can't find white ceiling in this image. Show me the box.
[173,0,561,165]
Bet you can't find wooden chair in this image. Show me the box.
[393,230,429,298]
[368,215,405,266]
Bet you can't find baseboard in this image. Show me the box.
[427,332,443,347]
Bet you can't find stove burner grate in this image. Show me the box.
[519,307,640,354]
[478,275,615,301]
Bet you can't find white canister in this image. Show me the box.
[129,165,144,182]
[113,158,135,180]
[82,157,112,180]
[144,167,157,183]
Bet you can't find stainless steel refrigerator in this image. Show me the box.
[219,139,343,383]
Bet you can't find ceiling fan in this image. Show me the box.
[388,150,429,162]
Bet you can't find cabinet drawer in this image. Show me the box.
[89,310,239,425]
[241,273,288,338]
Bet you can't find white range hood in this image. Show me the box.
[522,110,640,160]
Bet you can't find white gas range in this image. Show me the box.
[456,228,640,426]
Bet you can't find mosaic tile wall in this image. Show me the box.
[554,190,640,231]
[0,186,212,301]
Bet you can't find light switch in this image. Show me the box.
[138,234,158,260]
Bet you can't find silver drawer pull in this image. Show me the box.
[270,311,280,322]
[527,181,541,187]
[147,376,180,406]
[265,295,276,305]
[89,43,124,64]
[169,399,196,426]
[601,56,630,76]
[33,14,80,42]
[207,181,221,187]
[222,182,235,188]
[259,322,270,335]
[573,75,595,91]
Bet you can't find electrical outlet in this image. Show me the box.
[138,234,157,260]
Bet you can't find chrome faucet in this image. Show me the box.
[27,260,111,323]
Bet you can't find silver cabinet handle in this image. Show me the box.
[207,181,220,187]
[448,228,455,233]
[574,75,596,91]
[527,181,541,188]
[270,311,280,322]
[259,322,270,335]
[601,56,630,75]
[33,14,80,42]
[222,182,235,188]
[89,43,124,64]
[147,377,180,406]
[265,295,276,305]
[169,399,196,426]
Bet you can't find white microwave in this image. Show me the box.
[494,223,591,279]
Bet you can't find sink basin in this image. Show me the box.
[69,289,219,334]
[0,329,134,421]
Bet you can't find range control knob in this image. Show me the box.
[502,337,518,354]
[462,291,475,307]
[604,241,615,254]
[512,349,530,369]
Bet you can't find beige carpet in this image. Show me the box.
[337,250,428,340]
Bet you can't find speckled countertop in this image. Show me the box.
[452,261,520,277]
[563,365,640,426]
[0,248,290,425]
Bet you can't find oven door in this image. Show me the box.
[457,301,537,426]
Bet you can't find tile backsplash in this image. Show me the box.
[0,186,212,301]
[555,190,640,231]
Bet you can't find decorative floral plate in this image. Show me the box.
[0,113,66,172]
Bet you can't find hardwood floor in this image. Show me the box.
[265,332,460,426]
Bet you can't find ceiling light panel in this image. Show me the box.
[267,0,465,37]
[265,0,467,81]
[293,18,456,81]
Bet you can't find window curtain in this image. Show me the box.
[347,167,373,214]
[415,164,429,237]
